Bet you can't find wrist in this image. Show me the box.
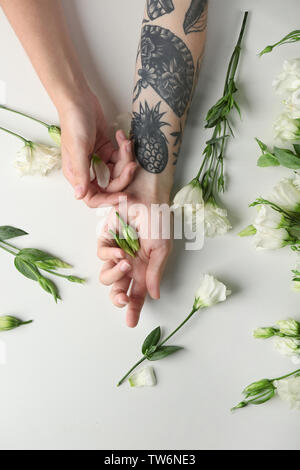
[53,79,92,116]
[128,167,173,204]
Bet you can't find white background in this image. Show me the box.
[0,0,299,450]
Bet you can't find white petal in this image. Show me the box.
[129,367,157,387]
[91,158,110,189]
[194,274,230,309]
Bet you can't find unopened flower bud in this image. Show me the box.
[277,319,300,337]
[243,379,273,397]
[253,327,276,339]
[48,126,61,146]
[0,315,33,331]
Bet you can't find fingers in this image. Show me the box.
[110,276,131,308]
[107,162,137,193]
[98,245,125,262]
[100,260,132,286]
[146,246,171,300]
[126,279,147,328]
[62,140,91,200]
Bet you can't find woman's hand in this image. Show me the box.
[58,91,137,205]
[97,182,173,328]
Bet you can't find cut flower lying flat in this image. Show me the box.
[233,369,300,412]
[118,275,231,387]
[254,318,300,360]
[0,225,85,302]
[173,12,248,239]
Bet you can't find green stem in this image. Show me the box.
[20,320,33,326]
[0,105,49,128]
[40,267,70,280]
[272,369,300,383]
[159,307,198,347]
[117,307,198,387]
[117,357,147,387]
[0,126,29,144]
[0,242,17,256]
[0,240,20,253]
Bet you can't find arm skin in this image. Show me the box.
[98,0,208,327]
[0,0,137,202]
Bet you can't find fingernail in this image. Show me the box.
[75,185,84,200]
[118,296,128,306]
[126,142,132,152]
[120,261,131,273]
[119,131,126,141]
[116,251,124,259]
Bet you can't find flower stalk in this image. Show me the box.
[117,275,230,387]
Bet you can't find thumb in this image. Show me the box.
[62,144,91,200]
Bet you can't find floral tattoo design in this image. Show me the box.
[133,26,195,118]
[132,101,169,174]
[146,0,174,20]
[184,0,208,35]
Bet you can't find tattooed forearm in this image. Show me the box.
[184,0,208,35]
[134,25,195,118]
[132,0,207,175]
[132,101,169,173]
[147,0,175,20]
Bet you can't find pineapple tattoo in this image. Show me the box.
[183,0,208,35]
[133,25,195,118]
[147,0,174,20]
[132,101,169,174]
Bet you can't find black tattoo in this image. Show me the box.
[171,124,183,147]
[147,0,174,20]
[184,0,208,35]
[134,25,195,117]
[132,101,169,173]
[171,124,183,165]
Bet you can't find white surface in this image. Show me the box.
[0,0,299,451]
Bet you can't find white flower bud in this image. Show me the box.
[204,200,232,238]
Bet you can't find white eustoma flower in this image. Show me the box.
[173,180,204,232]
[194,274,231,310]
[273,59,300,96]
[294,171,300,191]
[173,179,204,209]
[204,200,232,238]
[90,155,111,189]
[276,375,300,410]
[269,175,300,212]
[254,205,285,229]
[273,113,300,142]
[274,337,300,357]
[277,319,300,336]
[112,112,132,139]
[253,226,290,250]
[284,90,300,119]
[293,280,300,292]
[129,367,157,387]
[15,142,61,176]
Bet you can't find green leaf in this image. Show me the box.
[294,144,300,155]
[14,256,40,281]
[148,346,183,361]
[255,138,268,152]
[257,153,280,167]
[142,327,161,355]
[0,226,28,241]
[273,147,300,169]
[18,248,72,269]
[38,277,61,303]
